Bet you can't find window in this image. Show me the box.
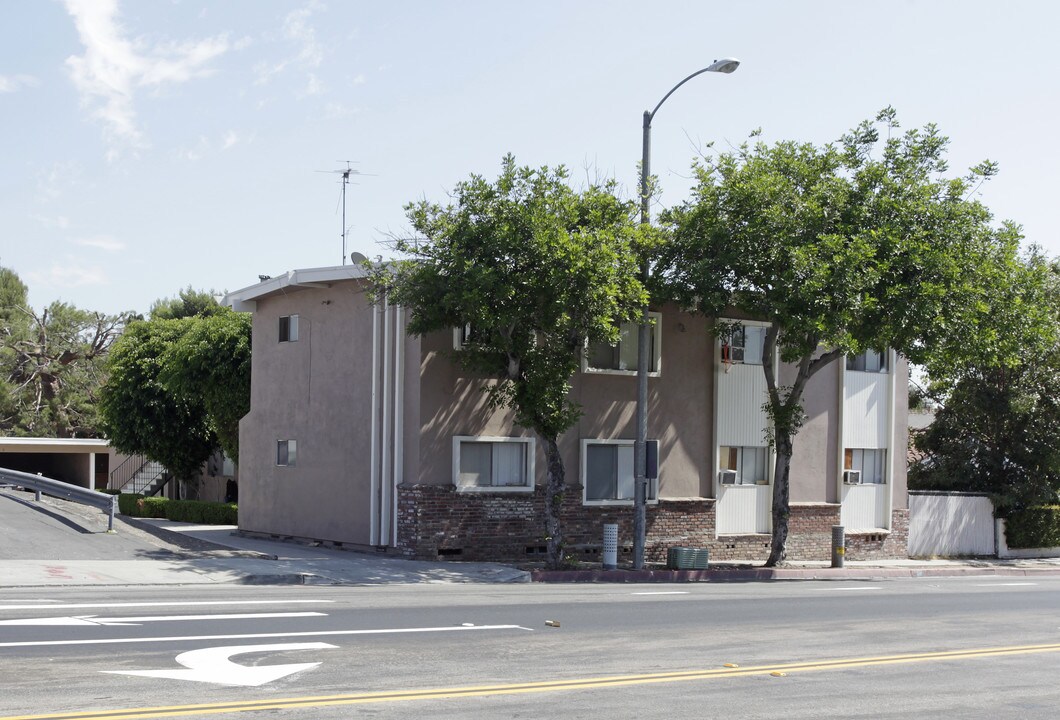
[844,448,886,484]
[279,314,300,343]
[846,349,887,372]
[720,324,765,365]
[453,436,534,492]
[581,439,658,505]
[276,439,297,467]
[719,446,768,485]
[584,313,661,375]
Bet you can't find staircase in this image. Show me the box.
[110,454,170,496]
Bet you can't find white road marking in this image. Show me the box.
[103,642,337,687]
[0,600,333,611]
[813,586,883,591]
[632,591,690,595]
[0,624,534,648]
[973,582,1038,587]
[0,611,326,627]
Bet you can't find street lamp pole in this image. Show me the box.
[633,58,740,570]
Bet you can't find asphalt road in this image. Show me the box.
[2,578,1059,719]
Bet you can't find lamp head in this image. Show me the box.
[707,57,740,74]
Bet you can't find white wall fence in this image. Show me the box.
[908,491,996,557]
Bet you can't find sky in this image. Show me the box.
[3,0,1059,316]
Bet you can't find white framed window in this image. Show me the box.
[581,439,659,505]
[279,314,299,343]
[583,313,662,376]
[846,349,887,373]
[719,445,769,485]
[720,323,766,365]
[452,436,535,492]
[452,323,482,351]
[844,448,886,484]
[276,439,297,467]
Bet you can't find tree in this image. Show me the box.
[658,109,1032,566]
[1,266,131,437]
[149,286,222,320]
[99,318,216,486]
[158,307,251,460]
[911,255,1060,511]
[374,155,649,569]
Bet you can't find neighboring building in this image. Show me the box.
[224,265,909,564]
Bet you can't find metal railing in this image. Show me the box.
[110,454,168,496]
[0,466,117,531]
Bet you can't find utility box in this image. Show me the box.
[667,546,709,570]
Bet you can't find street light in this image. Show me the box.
[632,58,740,570]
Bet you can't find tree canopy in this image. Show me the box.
[375,155,649,569]
[658,109,1036,565]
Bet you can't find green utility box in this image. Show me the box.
[666,546,709,570]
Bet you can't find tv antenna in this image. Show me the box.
[315,161,375,265]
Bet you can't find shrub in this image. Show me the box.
[98,488,121,496]
[1005,506,1060,549]
[117,493,143,516]
[137,496,169,518]
[116,494,236,524]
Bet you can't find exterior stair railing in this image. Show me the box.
[109,454,170,496]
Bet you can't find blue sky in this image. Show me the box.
[3,1,1059,315]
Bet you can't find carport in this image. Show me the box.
[0,438,116,490]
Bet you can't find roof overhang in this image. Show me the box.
[222,264,369,312]
[0,437,111,454]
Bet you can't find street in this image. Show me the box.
[2,578,1059,719]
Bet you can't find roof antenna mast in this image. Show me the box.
[316,160,373,265]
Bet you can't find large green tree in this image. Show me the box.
[1,266,131,437]
[375,155,649,569]
[911,255,1060,511]
[658,109,1033,566]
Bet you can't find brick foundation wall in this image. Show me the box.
[396,484,910,564]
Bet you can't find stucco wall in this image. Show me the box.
[238,281,377,544]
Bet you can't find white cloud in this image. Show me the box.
[324,102,359,120]
[73,235,125,252]
[31,214,72,231]
[0,74,39,93]
[36,162,84,201]
[174,135,211,161]
[253,1,326,88]
[28,262,109,289]
[63,0,230,160]
[221,130,243,150]
[303,72,324,96]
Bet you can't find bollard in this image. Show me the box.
[831,525,845,568]
[602,523,618,570]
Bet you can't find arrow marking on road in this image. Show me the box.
[0,611,326,627]
[102,642,337,686]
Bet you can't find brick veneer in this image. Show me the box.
[396,484,909,563]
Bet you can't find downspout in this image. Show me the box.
[380,297,392,546]
[885,350,897,531]
[392,305,405,547]
[369,298,382,545]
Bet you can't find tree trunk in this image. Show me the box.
[541,434,566,570]
[766,429,793,567]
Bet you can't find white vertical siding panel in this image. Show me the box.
[840,484,888,529]
[908,494,995,556]
[717,364,770,447]
[843,372,889,448]
[717,485,771,534]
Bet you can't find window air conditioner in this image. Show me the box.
[718,470,737,485]
[843,470,862,485]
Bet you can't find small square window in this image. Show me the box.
[453,437,534,492]
[277,439,297,467]
[584,314,661,375]
[719,446,769,485]
[581,439,658,505]
[279,315,300,343]
[844,447,886,484]
[721,324,766,365]
[846,349,887,373]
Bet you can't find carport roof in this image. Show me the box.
[0,437,111,453]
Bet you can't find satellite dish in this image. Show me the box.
[349,252,368,265]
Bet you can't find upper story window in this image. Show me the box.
[721,324,766,365]
[276,439,297,467]
[453,436,535,492]
[452,323,486,351]
[846,349,887,373]
[279,314,300,343]
[584,313,661,375]
[718,445,768,485]
[581,439,658,505]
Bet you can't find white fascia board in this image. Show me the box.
[222,264,369,313]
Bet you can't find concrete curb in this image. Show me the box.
[530,565,1060,583]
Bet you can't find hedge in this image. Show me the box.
[1004,506,1060,549]
[117,494,237,525]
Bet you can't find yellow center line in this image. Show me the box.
[5,641,1059,720]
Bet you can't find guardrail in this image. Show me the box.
[0,467,117,532]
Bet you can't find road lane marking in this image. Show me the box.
[5,641,1059,719]
[972,582,1037,587]
[0,612,327,627]
[103,643,337,687]
[0,624,533,649]
[829,587,882,591]
[631,591,689,595]
[0,600,334,611]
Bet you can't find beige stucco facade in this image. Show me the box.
[226,265,909,558]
